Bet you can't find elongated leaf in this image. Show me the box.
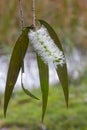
[4,27,31,117]
[37,55,49,122]
[21,60,24,73]
[22,83,39,100]
[39,20,69,107]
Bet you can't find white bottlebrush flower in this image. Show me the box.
[28,25,65,68]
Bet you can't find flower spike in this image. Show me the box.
[28,25,65,68]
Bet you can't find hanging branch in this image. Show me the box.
[18,0,24,31]
[32,0,36,29]
[18,0,24,82]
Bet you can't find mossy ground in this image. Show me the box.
[0,80,87,130]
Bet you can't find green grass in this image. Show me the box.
[0,82,87,130]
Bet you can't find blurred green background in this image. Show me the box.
[0,0,87,130]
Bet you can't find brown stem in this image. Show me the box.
[18,0,24,31]
[32,0,36,29]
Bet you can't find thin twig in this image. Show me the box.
[32,0,36,29]
[18,0,24,31]
[18,0,24,85]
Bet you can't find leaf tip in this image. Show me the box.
[64,88,69,108]
[4,102,7,118]
[22,83,39,100]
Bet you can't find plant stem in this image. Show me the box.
[18,0,24,85]
[18,0,24,31]
[32,0,36,29]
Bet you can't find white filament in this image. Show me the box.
[28,25,65,68]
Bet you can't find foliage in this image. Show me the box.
[4,20,68,121]
[4,27,31,117]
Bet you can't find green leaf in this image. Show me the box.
[39,20,69,107]
[21,60,24,73]
[37,55,49,122]
[4,27,31,117]
[22,83,39,100]
[56,65,69,107]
